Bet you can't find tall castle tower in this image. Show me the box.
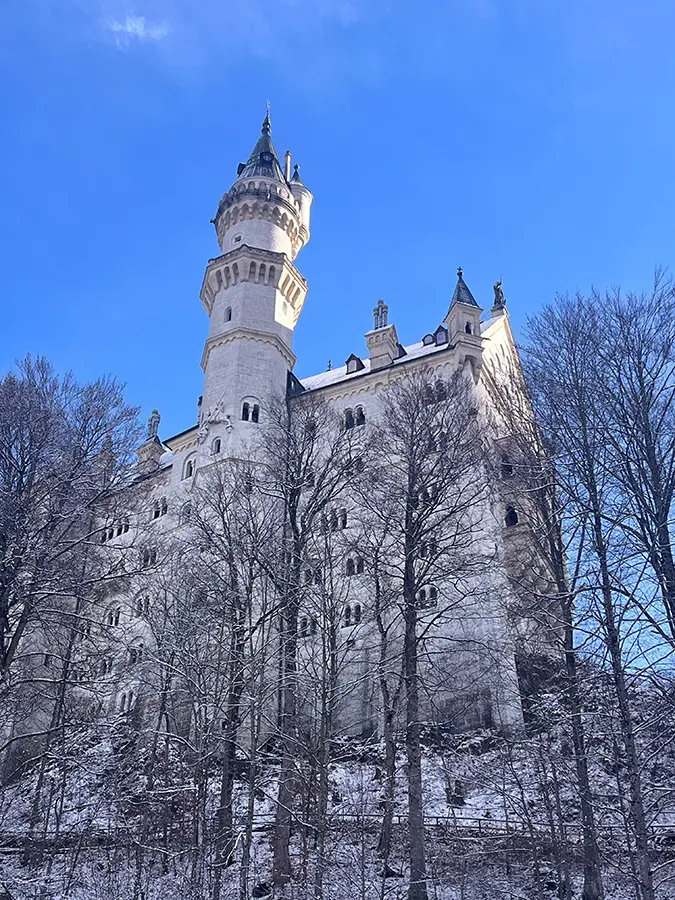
[195,113,313,461]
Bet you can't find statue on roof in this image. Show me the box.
[493,280,506,309]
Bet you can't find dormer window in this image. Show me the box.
[422,334,434,346]
[345,353,365,374]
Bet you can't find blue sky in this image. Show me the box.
[2,0,675,437]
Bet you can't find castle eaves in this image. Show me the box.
[300,319,490,393]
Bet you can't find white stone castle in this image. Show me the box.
[92,113,556,740]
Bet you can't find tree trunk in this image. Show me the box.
[403,572,428,900]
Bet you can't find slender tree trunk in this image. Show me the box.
[562,598,605,900]
[403,564,428,900]
[589,501,654,900]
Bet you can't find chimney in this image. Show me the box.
[284,151,292,182]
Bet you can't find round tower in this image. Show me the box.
[191,114,313,468]
[213,112,312,259]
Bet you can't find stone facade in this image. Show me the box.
[67,115,559,744]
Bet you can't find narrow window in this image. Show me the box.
[212,438,221,455]
[424,384,435,406]
[344,606,352,627]
[344,409,355,430]
[465,322,472,334]
[116,524,123,537]
[153,501,160,520]
[184,459,194,479]
[242,402,250,422]
[340,509,348,530]
[346,558,355,577]
[418,588,427,606]
[44,654,51,667]
[355,407,366,427]
[299,616,308,638]
[429,586,438,606]
[251,404,260,424]
[123,518,130,533]
[505,505,519,527]
[225,307,232,322]
[436,380,447,402]
[356,557,364,575]
[180,502,193,525]
[353,603,362,624]
[330,511,338,532]
[160,497,168,516]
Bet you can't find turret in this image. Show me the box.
[444,268,483,380]
[212,113,313,260]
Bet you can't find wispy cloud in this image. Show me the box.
[106,13,170,48]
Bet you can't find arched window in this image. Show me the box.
[122,517,130,534]
[465,322,472,334]
[344,409,355,430]
[184,458,195,479]
[259,263,266,283]
[179,502,193,525]
[100,657,113,676]
[346,558,355,577]
[212,437,221,455]
[429,586,438,606]
[160,497,168,516]
[107,607,121,627]
[505,505,519,527]
[501,455,514,478]
[424,384,435,406]
[436,380,447,402]
[330,511,338,532]
[417,588,427,606]
[268,264,276,284]
[356,557,364,575]
[141,547,157,567]
[251,404,260,424]
[153,500,161,520]
[225,307,232,322]
[344,606,352,627]
[249,261,257,281]
[340,509,348,530]
[241,402,250,422]
[299,616,308,638]
[353,603,362,624]
[129,644,144,666]
[355,407,366,427]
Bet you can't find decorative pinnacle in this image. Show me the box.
[457,266,463,278]
[263,102,271,134]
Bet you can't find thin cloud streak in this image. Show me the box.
[106,14,170,48]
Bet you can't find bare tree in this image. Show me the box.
[525,295,657,900]
[357,365,496,900]
[256,393,365,889]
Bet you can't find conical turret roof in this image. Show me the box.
[235,112,286,184]
[448,267,480,309]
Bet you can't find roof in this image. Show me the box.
[448,267,480,310]
[300,317,497,393]
[235,112,286,185]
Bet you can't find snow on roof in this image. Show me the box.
[300,318,497,393]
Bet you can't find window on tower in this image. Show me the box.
[251,404,260,424]
[242,402,250,421]
[225,307,232,322]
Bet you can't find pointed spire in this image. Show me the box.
[235,110,286,185]
[449,266,480,309]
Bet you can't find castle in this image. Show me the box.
[63,114,557,744]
